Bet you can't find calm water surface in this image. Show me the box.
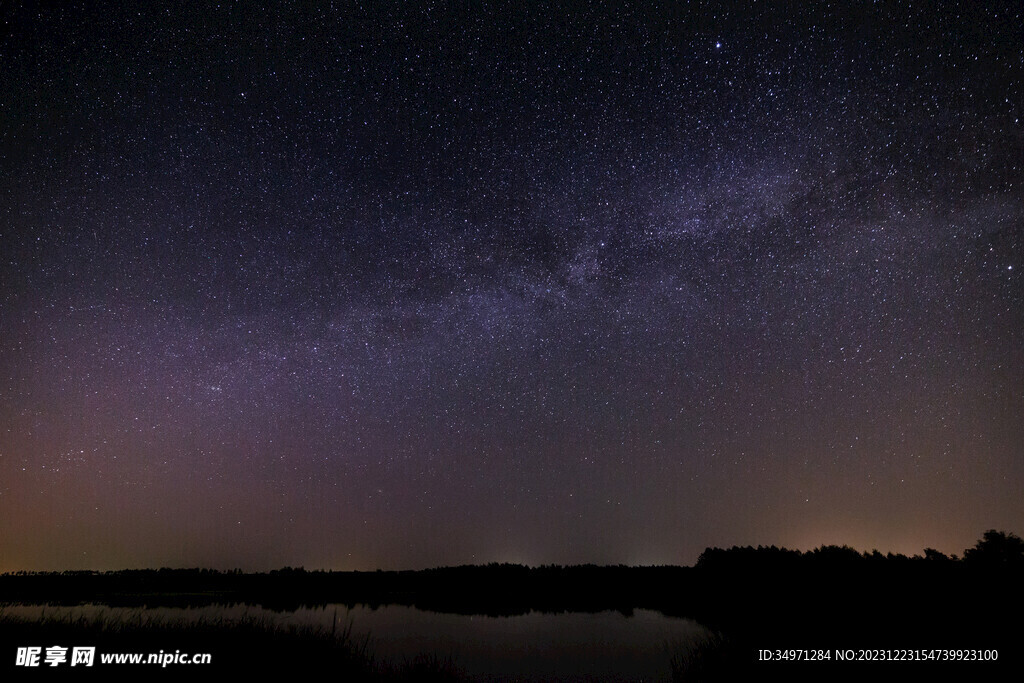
[5,603,713,681]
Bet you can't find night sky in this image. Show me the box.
[1,2,1021,572]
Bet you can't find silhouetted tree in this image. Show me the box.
[922,548,949,561]
[963,530,1024,566]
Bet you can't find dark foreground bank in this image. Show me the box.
[2,531,1022,680]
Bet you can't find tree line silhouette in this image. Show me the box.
[2,530,1021,614]
[2,530,1021,676]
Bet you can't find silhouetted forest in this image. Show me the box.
[4,530,1022,612]
[2,530,1022,678]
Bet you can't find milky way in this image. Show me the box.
[1,2,1022,570]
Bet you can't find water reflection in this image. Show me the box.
[3,603,711,681]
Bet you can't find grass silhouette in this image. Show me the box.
[0,606,468,680]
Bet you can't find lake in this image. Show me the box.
[3,603,714,681]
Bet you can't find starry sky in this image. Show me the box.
[1,1,1022,571]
